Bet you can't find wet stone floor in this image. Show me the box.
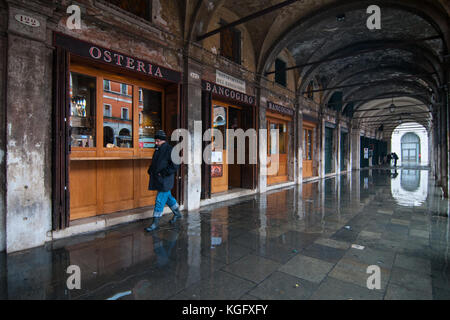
[1,168,450,300]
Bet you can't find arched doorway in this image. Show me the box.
[401,133,420,165]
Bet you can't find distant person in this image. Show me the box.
[392,152,399,167]
[145,130,182,232]
[387,153,392,166]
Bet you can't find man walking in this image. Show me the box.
[392,152,399,167]
[145,130,182,232]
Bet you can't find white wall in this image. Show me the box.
[391,123,429,166]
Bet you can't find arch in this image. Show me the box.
[391,122,429,166]
[119,128,131,136]
[258,0,449,78]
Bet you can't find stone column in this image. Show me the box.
[296,107,303,185]
[183,58,203,211]
[5,3,54,253]
[351,125,361,170]
[0,4,7,252]
[319,117,325,177]
[259,94,268,193]
[336,118,341,175]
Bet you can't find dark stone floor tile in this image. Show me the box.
[250,271,318,300]
[310,277,383,300]
[221,254,281,283]
[175,270,256,300]
[300,243,347,264]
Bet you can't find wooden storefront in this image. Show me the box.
[266,101,294,185]
[201,80,257,198]
[302,119,317,178]
[53,33,183,225]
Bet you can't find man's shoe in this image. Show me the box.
[169,207,182,224]
[145,217,160,232]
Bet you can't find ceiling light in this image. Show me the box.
[336,14,346,22]
[389,97,396,113]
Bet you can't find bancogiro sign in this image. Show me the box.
[267,101,294,116]
[202,80,256,106]
[15,14,40,27]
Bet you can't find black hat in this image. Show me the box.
[155,130,167,141]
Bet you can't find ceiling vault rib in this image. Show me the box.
[353,103,429,113]
[355,111,431,119]
[301,72,437,94]
[196,0,300,41]
[265,36,441,75]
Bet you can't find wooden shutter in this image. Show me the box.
[52,47,70,230]
[232,29,241,64]
[201,90,212,199]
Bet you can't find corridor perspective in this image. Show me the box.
[0,0,449,302]
[1,168,449,300]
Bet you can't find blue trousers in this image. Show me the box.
[154,191,178,218]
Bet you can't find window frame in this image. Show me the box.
[219,20,242,65]
[69,62,165,159]
[275,58,287,87]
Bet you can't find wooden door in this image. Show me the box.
[211,101,229,194]
[267,116,289,185]
[303,122,315,178]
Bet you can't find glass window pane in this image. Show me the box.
[270,124,278,155]
[70,72,96,148]
[213,106,227,150]
[279,123,287,154]
[103,80,133,148]
[139,88,162,149]
[308,130,312,160]
[303,129,307,160]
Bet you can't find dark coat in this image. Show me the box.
[148,142,179,192]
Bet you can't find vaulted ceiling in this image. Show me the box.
[189,0,449,138]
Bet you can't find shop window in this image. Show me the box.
[139,88,162,149]
[70,72,97,148]
[268,121,287,155]
[103,80,133,148]
[213,105,227,150]
[303,129,313,160]
[275,59,287,87]
[103,0,152,21]
[220,21,241,65]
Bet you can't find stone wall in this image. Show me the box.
[0,1,7,252]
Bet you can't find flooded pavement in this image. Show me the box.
[1,168,449,300]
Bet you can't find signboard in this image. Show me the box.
[15,14,40,28]
[202,80,256,106]
[54,33,181,83]
[216,70,246,93]
[211,151,223,163]
[267,101,294,117]
[211,164,223,178]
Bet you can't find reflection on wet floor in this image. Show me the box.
[1,168,449,300]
